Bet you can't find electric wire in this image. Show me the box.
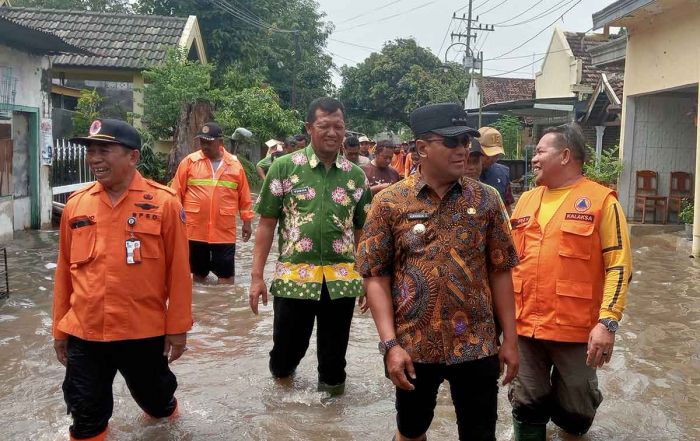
[334,0,440,32]
[497,0,576,28]
[489,0,584,59]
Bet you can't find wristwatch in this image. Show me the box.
[599,318,619,333]
[378,338,400,356]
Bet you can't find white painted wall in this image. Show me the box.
[535,27,578,100]
[618,94,697,217]
[0,44,46,109]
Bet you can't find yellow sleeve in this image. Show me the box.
[599,194,633,321]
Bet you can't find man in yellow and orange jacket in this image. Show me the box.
[172,122,254,284]
[508,123,632,440]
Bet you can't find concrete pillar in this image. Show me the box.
[595,125,605,160]
[692,84,700,257]
[132,73,144,129]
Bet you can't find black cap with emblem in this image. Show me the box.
[409,103,480,138]
[70,119,142,150]
[196,122,224,141]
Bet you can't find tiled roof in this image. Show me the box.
[606,72,624,101]
[0,14,91,55]
[0,7,188,70]
[564,32,624,89]
[479,76,535,106]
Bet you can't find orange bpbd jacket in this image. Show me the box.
[510,179,614,343]
[52,172,193,341]
[172,149,254,244]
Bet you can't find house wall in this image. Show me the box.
[465,80,480,110]
[535,28,578,100]
[618,95,697,216]
[0,44,53,239]
[623,7,700,97]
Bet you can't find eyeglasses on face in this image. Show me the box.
[422,135,471,149]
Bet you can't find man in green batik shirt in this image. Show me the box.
[249,97,372,396]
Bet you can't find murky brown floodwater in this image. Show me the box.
[0,227,698,440]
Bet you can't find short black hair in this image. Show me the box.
[294,134,307,142]
[284,136,297,148]
[306,97,345,123]
[542,123,588,163]
[375,140,395,154]
[345,135,360,148]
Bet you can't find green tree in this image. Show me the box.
[489,115,522,159]
[12,0,131,12]
[339,38,470,130]
[71,89,103,137]
[142,49,214,139]
[135,0,333,112]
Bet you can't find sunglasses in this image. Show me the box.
[422,136,471,149]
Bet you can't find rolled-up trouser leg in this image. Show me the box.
[62,337,118,440]
[549,341,603,435]
[117,336,178,418]
[509,336,552,427]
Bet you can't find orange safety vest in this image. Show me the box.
[172,149,254,244]
[510,178,614,343]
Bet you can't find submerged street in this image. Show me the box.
[0,227,698,441]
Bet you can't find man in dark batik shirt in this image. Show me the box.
[357,103,520,441]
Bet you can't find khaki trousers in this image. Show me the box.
[508,336,603,435]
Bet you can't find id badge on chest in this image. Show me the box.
[126,216,142,264]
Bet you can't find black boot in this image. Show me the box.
[513,418,546,441]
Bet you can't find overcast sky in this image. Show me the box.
[317,0,616,85]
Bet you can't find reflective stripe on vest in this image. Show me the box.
[186,178,239,190]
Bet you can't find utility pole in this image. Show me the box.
[478,51,484,128]
[446,1,493,122]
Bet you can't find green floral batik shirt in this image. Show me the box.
[255,145,373,300]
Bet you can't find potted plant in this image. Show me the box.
[679,199,694,240]
[583,146,624,190]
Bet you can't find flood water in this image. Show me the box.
[0,227,698,440]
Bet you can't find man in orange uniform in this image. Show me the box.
[53,119,193,441]
[390,141,406,176]
[172,122,254,284]
[509,123,632,440]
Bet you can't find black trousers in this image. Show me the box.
[62,336,178,439]
[269,283,356,385]
[395,355,500,441]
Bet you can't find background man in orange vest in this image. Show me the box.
[53,119,192,441]
[509,123,632,440]
[172,122,254,284]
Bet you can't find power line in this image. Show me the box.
[340,0,404,24]
[334,0,440,32]
[210,0,297,33]
[489,56,545,77]
[492,0,546,25]
[326,50,361,65]
[329,38,381,52]
[477,0,512,16]
[490,0,585,59]
[437,18,455,56]
[456,0,489,13]
[497,0,577,28]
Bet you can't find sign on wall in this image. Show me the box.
[40,118,52,166]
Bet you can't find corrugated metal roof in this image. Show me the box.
[0,7,187,70]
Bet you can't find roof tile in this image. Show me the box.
[479,76,535,106]
[0,6,188,70]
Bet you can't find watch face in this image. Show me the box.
[608,320,619,332]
